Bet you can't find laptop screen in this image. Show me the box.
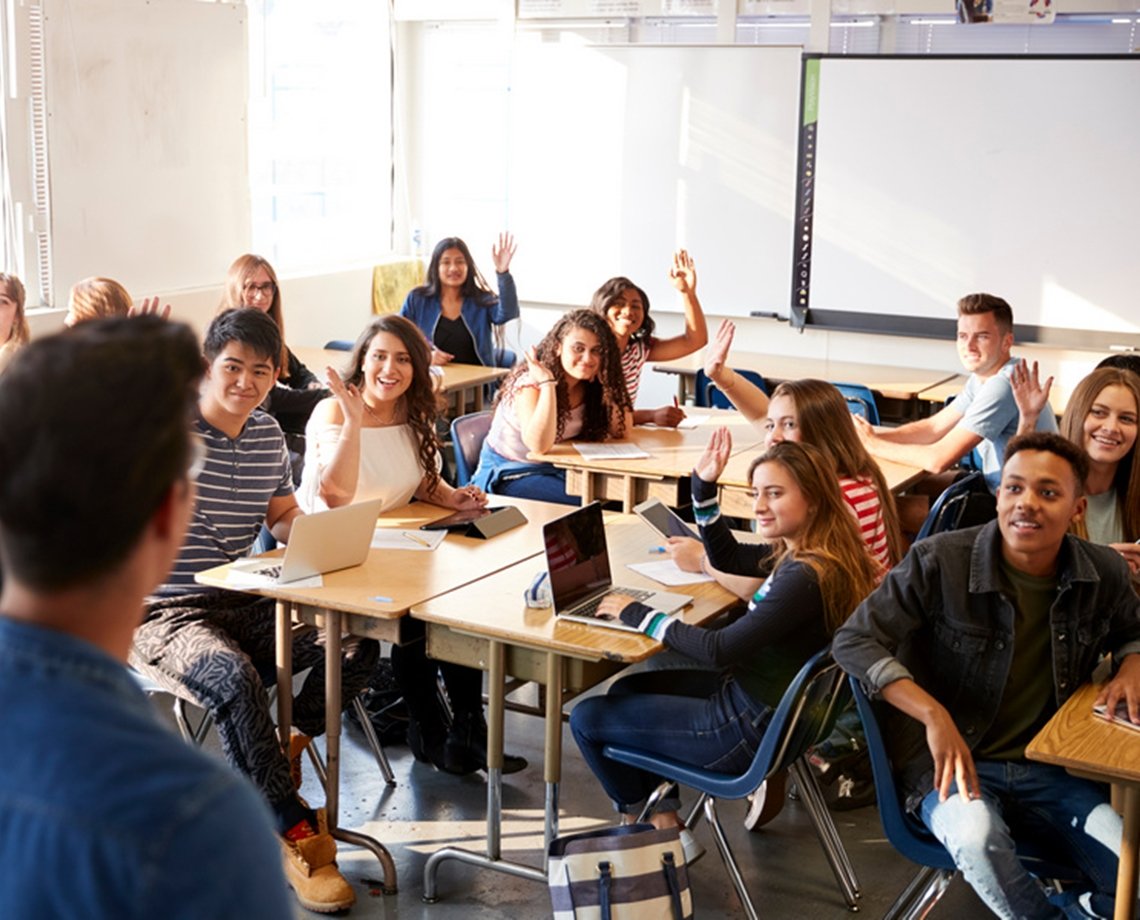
[543,502,612,613]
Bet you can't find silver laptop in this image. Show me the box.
[545,502,692,632]
[232,498,385,584]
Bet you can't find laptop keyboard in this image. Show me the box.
[573,587,653,618]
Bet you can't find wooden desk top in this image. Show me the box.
[651,351,959,401]
[1026,682,1140,786]
[292,346,507,394]
[530,409,765,479]
[194,495,567,618]
[412,514,740,663]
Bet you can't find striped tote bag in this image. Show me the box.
[548,823,693,919]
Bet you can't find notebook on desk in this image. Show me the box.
[545,501,691,632]
[230,498,385,584]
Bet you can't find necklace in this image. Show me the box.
[363,401,395,426]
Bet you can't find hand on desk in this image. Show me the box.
[666,536,704,573]
[447,483,488,511]
[852,413,879,444]
[650,404,686,428]
[1095,652,1140,726]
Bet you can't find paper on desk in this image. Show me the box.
[675,414,711,430]
[573,442,651,460]
[370,527,447,551]
[225,566,324,589]
[626,560,714,587]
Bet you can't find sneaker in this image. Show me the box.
[678,827,705,866]
[279,808,356,913]
[743,769,788,832]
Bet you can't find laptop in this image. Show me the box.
[544,501,692,631]
[231,498,385,584]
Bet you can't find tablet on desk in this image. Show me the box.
[420,505,527,538]
[421,507,494,531]
[633,498,699,541]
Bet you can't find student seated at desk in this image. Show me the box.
[834,433,1140,920]
[130,308,377,914]
[400,233,519,368]
[0,272,29,375]
[589,249,708,428]
[1012,361,1140,574]
[220,254,329,470]
[0,316,291,919]
[569,436,880,852]
[471,309,633,505]
[297,313,527,776]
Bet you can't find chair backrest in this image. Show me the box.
[695,367,769,409]
[323,339,353,351]
[915,471,992,541]
[831,382,881,425]
[450,410,493,487]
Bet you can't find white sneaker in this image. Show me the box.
[678,827,706,866]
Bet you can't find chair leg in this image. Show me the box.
[352,695,397,786]
[884,865,953,920]
[635,780,677,823]
[683,793,707,833]
[790,759,861,909]
[703,797,759,920]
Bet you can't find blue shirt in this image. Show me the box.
[0,617,291,918]
[953,357,1058,491]
[399,271,519,367]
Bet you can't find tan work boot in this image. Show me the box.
[279,807,355,913]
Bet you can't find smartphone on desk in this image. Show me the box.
[1092,700,1140,731]
[420,507,495,532]
[633,498,699,540]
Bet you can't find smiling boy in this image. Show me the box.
[130,309,378,913]
[834,432,1140,918]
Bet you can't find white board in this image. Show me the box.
[45,0,248,299]
[807,56,1140,336]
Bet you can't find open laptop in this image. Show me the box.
[230,498,385,584]
[545,501,692,632]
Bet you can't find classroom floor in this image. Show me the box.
[216,683,996,920]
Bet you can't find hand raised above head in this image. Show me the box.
[668,248,697,293]
[1010,358,1053,423]
[128,296,172,320]
[704,319,735,380]
[694,426,733,482]
[492,232,517,273]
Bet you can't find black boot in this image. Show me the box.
[443,711,528,775]
[406,716,449,770]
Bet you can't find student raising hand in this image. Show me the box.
[694,426,733,482]
[323,366,365,428]
[491,232,517,274]
[668,248,697,294]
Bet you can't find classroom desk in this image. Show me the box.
[652,351,959,413]
[412,513,742,899]
[529,409,766,513]
[1026,682,1140,920]
[292,346,508,412]
[193,495,570,894]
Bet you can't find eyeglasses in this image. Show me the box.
[242,281,276,298]
[186,433,208,481]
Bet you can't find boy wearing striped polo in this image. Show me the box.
[131,309,377,914]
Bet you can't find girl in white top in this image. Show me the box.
[1013,361,1140,574]
[0,274,30,376]
[588,250,708,428]
[299,314,485,514]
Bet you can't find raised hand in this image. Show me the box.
[704,319,735,380]
[1010,359,1053,430]
[668,249,697,294]
[492,232,517,273]
[694,426,733,483]
[524,346,554,385]
[324,366,365,427]
[128,296,171,320]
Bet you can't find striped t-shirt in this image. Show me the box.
[156,410,293,596]
[839,476,891,570]
[620,339,651,404]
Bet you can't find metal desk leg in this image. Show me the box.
[544,652,564,861]
[1115,785,1139,920]
[321,610,398,894]
[275,601,294,751]
[423,639,546,902]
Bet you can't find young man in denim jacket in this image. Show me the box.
[835,432,1140,919]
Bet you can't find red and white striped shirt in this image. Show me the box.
[840,476,891,571]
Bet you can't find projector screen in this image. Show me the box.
[800,56,1140,346]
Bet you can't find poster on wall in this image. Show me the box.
[957,0,1055,24]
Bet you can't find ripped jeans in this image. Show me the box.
[920,760,1121,919]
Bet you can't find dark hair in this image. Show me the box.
[418,237,497,308]
[1003,431,1089,496]
[1097,353,1140,378]
[345,314,442,494]
[957,293,1014,336]
[495,309,632,442]
[0,317,202,590]
[1060,366,1140,540]
[589,277,655,342]
[204,308,283,370]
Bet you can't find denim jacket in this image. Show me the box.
[833,520,1140,810]
[399,272,518,368]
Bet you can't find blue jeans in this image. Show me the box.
[920,760,1121,919]
[471,442,577,506]
[569,669,770,814]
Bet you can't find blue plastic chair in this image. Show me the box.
[831,382,881,425]
[450,410,493,487]
[849,677,1083,919]
[694,367,769,409]
[323,339,353,351]
[601,649,860,917]
[914,471,992,541]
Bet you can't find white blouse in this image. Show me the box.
[298,421,427,513]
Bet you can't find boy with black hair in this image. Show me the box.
[835,432,1140,918]
[131,308,378,913]
[0,316,291,917]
